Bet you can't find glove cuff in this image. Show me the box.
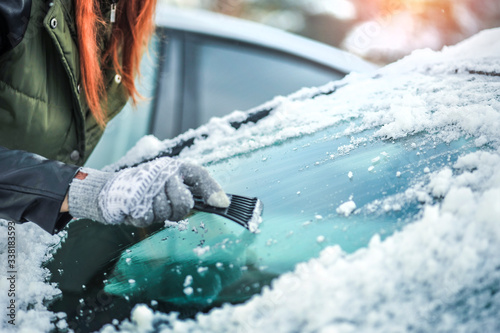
[68,167,114,222]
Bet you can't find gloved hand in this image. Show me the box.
[67,157,230,227]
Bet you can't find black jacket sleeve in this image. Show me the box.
[0,0,32,55]
[0,146,79,234]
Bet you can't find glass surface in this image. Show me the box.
[84,35,160,169]
[194,38,343,125]
[102,124,474,312]
[47,116,475,329]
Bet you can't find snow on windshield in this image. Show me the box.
[102,28,500,333]
[0,28,498,332]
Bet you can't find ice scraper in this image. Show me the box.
[193,194,263,233]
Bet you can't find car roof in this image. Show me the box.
[154,5,378,74]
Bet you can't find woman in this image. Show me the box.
[0,0,229,234]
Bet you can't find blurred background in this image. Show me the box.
[157,0,500,64]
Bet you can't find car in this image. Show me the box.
[84,5,377,170]
[39,27,500,333]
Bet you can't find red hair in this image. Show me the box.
[75,0,157,127]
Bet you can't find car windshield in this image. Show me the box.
[13,29,499,333]
[101,125,474,307]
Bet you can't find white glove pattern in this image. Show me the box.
[68,157,229,227]
[99,158,180,226]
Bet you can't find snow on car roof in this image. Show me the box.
[1,28,499,332]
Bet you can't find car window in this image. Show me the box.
[182,34,344,133]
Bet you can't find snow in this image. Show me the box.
[101,28,500,333]
[0,222,64,332]
[183,287,194,296]
[130,305,154,332]
[1,28,499,332]
[206,190,230,208]
[248,200,264,233]
[192,246,210,257]
[183,275,193,287]
[336,201,357,217]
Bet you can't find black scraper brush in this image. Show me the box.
[193,194,263,232]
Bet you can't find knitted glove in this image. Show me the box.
[67,157,229,227]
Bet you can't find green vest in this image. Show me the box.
[0,0,128,166]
